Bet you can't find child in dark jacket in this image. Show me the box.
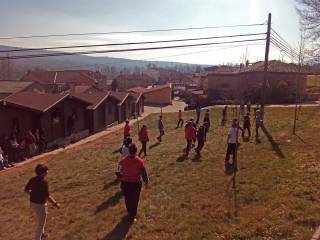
[195,125,206,155]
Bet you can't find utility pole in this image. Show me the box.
[261,13,272,116]
[293,32,305,134]
[6,53,11,80]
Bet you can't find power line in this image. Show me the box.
[0,33,266,54]
[270,40,298,61]
[59,43,266,68]
[270,38,299,60]
[4,42,265,75]
[271,28,299,53]
[270,34,299,57]
[0,23,267,40]
[0,38,266,60]
[270,36,299,57]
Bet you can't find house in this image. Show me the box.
[110,92,135,122]
[72,85,103,94]
[128,92,144,116]
[113,73,153,91]
[21,70,102,93]
[0,80,46,99]
[71,92,119,133]
[206,71,307,103]
[0,92,90,147]
[128,84,172,106]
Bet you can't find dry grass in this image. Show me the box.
[1,107,320,240]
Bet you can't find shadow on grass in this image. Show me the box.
[96,191,123,214]
[192,154,202,162]
[149,142,161,150]
[112,149,121,154]
[261,125,285,159]
[225,174,238,218]
[176,154,188,162]
[103,179,120,190]
[242,136,250,143]
[295,134,310,145]
[103,216,132,240]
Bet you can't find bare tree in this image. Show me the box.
[296,0,320,56]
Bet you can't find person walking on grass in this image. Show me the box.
[225,119,239,175]
[157,115,164,142]
[242,113,251,138]
[195,125,206,156]
[116,144,149,222]
[221,106,228,125]
[121,137,132,157]
[247,100,251,113]
[203,109,211,136]
[255,109,263,138]
[25,164,60,240]
[185,119,197,156]
[195,105,201,125]
[124,120,131,140]
[138,125,149,157]
[176,110,184,128]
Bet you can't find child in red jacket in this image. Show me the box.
[123,120,131,140]
[138,125,149,157]
[184,119,197,156]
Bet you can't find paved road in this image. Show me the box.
[144,100,187,114]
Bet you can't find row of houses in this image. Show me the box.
[0,69,175,150]
[0,90,144,148]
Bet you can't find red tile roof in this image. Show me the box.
[3,92,69,113]
[128,84,171,94]
[0,81,34,94]
[21,70,97,85]
[128,92,143,103]
[71,92,110,110]
[144,84,171,93]
[127,87,145,94]
[110,91,134,106]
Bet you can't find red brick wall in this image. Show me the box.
[144,87,172,105]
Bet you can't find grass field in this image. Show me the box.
[307,75,320,87]
[1,107,320,240]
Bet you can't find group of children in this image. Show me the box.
[224,104,264,175]
[120,120,150,158]
[182,109,211,156]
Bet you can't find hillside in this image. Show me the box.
[1,107,320,239]
[0,45,205,80]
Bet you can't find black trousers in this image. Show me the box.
[177,119,184,128]
[186,139,193,154]
[195,140,205,153]
[225,143,237,162]
[158,130,164,142]
[139,142,147,156]
[121,181,142,219]
[242,125,251,137]
[225,143,238,175]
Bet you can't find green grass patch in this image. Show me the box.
[1,107,320,239]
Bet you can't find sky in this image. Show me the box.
[0,0,302,65]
